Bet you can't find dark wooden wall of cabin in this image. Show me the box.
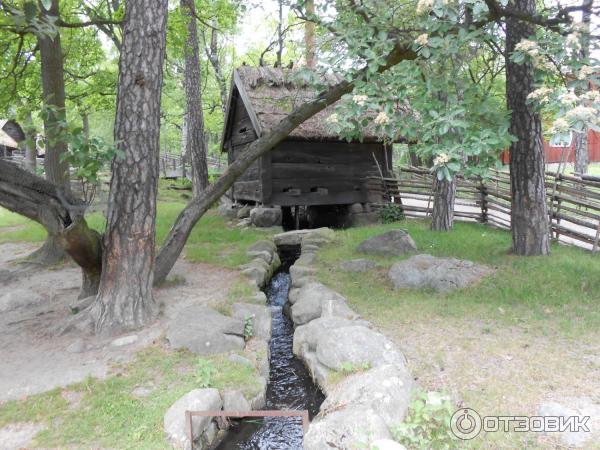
[226,93,261,202]
[264,140,391,207]
[224,91,392,207]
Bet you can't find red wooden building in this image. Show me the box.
[501,129,600,165]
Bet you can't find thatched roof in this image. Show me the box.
[222,66,385,149]
[0,120,24,149]
[0,120,25,148]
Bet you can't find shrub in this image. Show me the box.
[378,204,405,223]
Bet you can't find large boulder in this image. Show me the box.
[163,388,222,449]
[289,282,358,325]
[166,306,245,355]
[232,302,272,341]
[388,254,492,292]
[357,230,416,256]
[304,406,391,450]
[339,258,379,273]
[250,207,282,227]
[320,364,413,427]
[315,326,405,371]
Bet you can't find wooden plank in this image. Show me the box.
[231,145,260,181]
[551,224,595,244]
[271,162,378,180]
[556,203,600,221]
[260,153,271,204]
[233,70,262,135]
[270,190,368,206]
[233,180,261,202]
[272,141,385,164]
[272,178,363,193]
[552,212,598,230]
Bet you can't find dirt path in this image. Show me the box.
[0,242,237,402]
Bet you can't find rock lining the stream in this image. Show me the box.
[232,302,272,341]
[282,227,415,449]
[240,241,281,288]
[163,388,222,450]
[290,282,358,325]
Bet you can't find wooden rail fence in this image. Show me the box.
[368,166,600,252]
[159,152,225,179]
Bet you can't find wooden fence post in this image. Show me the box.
[479,178,488,224]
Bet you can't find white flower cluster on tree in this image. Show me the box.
[327,113,339,124]
[565,33,582,53]
[352,94,368,106]
[559,91,579,106]
[374,111,390,125]
[527,87,553,103]
[433,153,449,166]
[415,34,429,46]
[416,0,433,15]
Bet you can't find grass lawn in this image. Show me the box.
[0,345,263,449]
[314,220,600,449]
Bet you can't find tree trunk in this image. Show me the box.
[92,0,169,336]
[0,159,102,298]
[431,177,456,231]
[207,27,228,115]
[23,111,37,173]
[276,0,284,67]
[574,131,589,175]
[82,112,90,143]
[36,0,69,265]
[153,43,417,284]
[182,0,209,196]
[574,0,592,175]
[305,0,316,68]
[505,0,549,256]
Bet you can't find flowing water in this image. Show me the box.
[215,257,324,449]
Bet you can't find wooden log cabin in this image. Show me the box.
[221,67,394,217]
[0,120,25,158]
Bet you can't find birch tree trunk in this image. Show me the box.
[182,0,209,196]
[92,0,169,335]
[505,0,550,255]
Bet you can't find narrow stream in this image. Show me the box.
[215,252,324,449]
